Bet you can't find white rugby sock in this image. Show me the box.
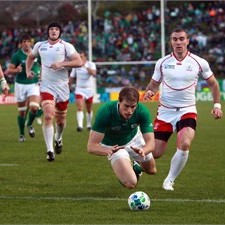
[165,149,189,182]
[55,123,65,141]
[86,111,93,128]
[77,111,84,128]
[42,125,54,152]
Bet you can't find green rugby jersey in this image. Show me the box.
[11,49,40,84]
[92,101,153,146]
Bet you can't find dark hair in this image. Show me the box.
[47,21,62,37]
[79,51,87,56]
[119,86,139,103]
[19,33,31,43]
[170,27,189,39]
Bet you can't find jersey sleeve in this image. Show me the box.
[32,42,42,57]
[10,53,20,67]
[65,42,77,58]
[138,104,154,134]
[87,61,96,70]
[199,58,213,79]
[69,68,76,78]
[152,58,164,82]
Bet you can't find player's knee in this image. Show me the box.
[152,145,167,158]
[42,100,55,120]
[122,179,137,189]
[152,151,162,159]
[56,121,66,128]
[120,174,138,189]
[55,110,67,126]
[29,101,39,113]
[145,167,157,175]
[144,166,157,175]
[18,106,27,112]
[44,114,54,124]
[180,140,191,150]
[18,106,27,116]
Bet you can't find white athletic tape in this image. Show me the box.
[18,106,27,111]
[29,101,40,108]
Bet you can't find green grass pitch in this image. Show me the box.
[0,101,224,224]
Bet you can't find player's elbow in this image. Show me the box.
[92,70,97,76]
[27,53,36,61]
[87,143,94,154]
[87,145,91,153]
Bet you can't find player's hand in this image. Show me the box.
[2,84,10,94]
[27,71,35,79]
[107,145,125,156]
[144,90,155,101]
[1,78,10,94]
[211,108,223,119]
[51,62,63,70]
[130,146,145,159]
[16,64,23,73]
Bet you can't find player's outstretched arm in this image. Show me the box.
[0,65,9,94]
[144,79,160,101]
[207,75,223,119]
[87,130,125,156]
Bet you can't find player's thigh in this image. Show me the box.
[176,114,197,150]
[112,157,133,178]
[42,100,55,119]
[75,95,84,110]
[55,100,69,124]
[28,95,40,111]
[27,83,40,98]
[111,157,137,188]
[85,97,94,112]
[28,95,40,103]
[152,139,168,158]
[177,127,195,150]
[14,83,26,102]
[41,92,56,122]
[110,149,135,179]
[140,156,156,174]
[153,117,173,158]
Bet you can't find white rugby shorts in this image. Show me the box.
[104,129,153,164]
[75,86,94,99]
[156,105,197,132]
[15,82,40,102]
[40,81,69,103]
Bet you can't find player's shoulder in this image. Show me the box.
[188,52,209,65]
[87,60,96,67]
[58,39,66,44]
[12,49,22,57]
[156,53,173,64]
[34,40,47,48]
[11,49,23,62]
[36,40,46,45]
[59,39,73,47]
[96,101,117,118]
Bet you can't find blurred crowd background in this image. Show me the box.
[0,1,225,91]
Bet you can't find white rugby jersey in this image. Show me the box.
[152,51,213,108]
[32,39,77,83]
[70,61,96,88]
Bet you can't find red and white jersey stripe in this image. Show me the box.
[32,39,77,84]
[152,51,213,108]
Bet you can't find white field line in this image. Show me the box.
[0,195,225,203]
[0,164,19,166]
